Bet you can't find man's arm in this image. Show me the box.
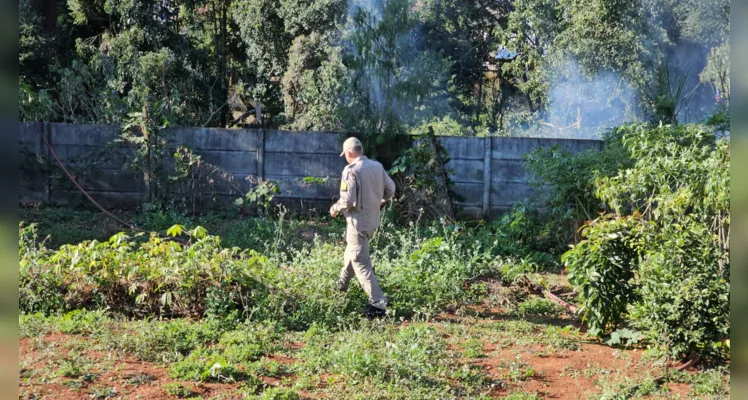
[331,169,357,216]
[383,169,396,201]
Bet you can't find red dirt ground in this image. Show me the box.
[18,321,710,400]
[18,335,327,400]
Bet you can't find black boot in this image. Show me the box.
[363,304,387,319]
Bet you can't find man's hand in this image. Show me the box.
[330,207,337,218]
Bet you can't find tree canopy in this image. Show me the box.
[20,0,729,139]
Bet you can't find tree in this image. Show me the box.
[339,0,452,155]
[281,33,346,131]
[418,0,514,134]
[233,0,347,126]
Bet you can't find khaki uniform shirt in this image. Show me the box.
[331,156,396,235]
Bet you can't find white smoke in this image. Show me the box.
[528,59,637,140]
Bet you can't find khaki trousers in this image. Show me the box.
[338,225,387,310]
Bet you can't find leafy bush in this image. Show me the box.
[19,216,497,328]
[99,317,226,363]
[563,123,730,362]
[488,204,559,266]
[20,223,270,318]
[301,322,449,387]
[389,126,459,222]
[522,127,631,251]
[562,215,643,334]
[163,383,194,398]
[255,388,301,400]
[19,223,67,314]
[515,298,565,317]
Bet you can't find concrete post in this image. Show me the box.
[256,129,265,180]
[482,136,491,219]
[44,122,52,204]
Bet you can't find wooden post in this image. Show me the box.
[482,136,492,219]
[254,99,262,126]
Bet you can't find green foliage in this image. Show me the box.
[515,298,565,318]
[670,366,729,397]
[461,338,485,359]
[19,222,67,315]
[57,356,86,378]
[389,126,458,221]
[554,0,653,79]
[662,0,730,47]
[301,323,449,386]
[340,0,452,153]
[101,318,227,363]
[563,123,730,361]
[502,393,541,400]
[638,62,690,125]
[299,176,329,185]
[19,0,728,143]
[170,351,243,382]
[605,328,644,347]
[20,223,269,318]
[700,40,730,108]
[19,215,497,328]
[255,388,301,400]
[235,179,280,215]
[488,205,557,265]
[512,127,631,255]
[281,32,346,131]
[163,383,194,398]
[89,386,118,400]
[562,214,643,335]
[629,220,730,362]
[502,359,538,382]
[169,145,247,212]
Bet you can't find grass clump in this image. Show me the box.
[514,298,566,317]
[253,387,300,400]
[163,382,194,398]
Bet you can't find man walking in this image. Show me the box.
[330,137,396,318]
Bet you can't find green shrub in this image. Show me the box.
[19,215,499,329]
[19,223,67,314]
[301,322,448,387]
[57,357,84,378]
[163,382,194,398]
[563,123,730,362]
[19,223,270,319]
[99,317,226,362]
[170,349,249,382]
[218,323,283,364]
[255,387,300,400]
[56,309,109,335]
[522,127,631,252]
[515,298,565,317]
[562,215,642,334]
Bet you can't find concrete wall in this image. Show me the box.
[19,122,601,219]
[438,136,602,219]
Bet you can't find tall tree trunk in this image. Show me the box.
[218,0,228,127]
[41,0,57,32]
[475,41,485,131]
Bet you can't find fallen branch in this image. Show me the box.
[516,276,580,314]
[542,289,578,314]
